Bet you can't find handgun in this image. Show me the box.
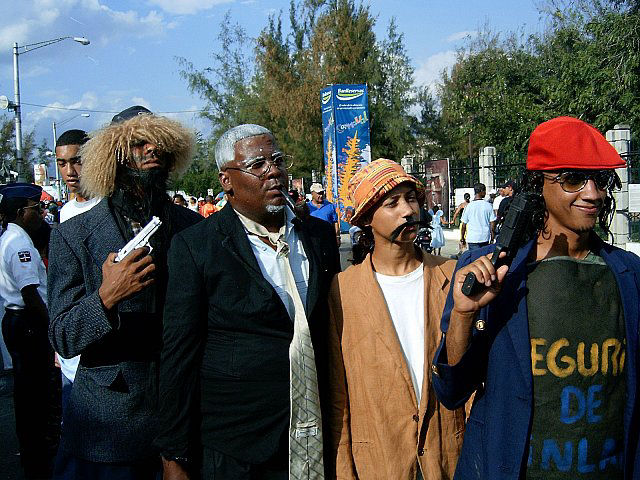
[461,193,538,296]
[114,216,162,263]
[277,186,303,222]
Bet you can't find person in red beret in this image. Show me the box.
[432,116,640,479]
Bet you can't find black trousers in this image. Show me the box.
[53,450,161,480]
[2,308,59,479]
[201,430,288,480]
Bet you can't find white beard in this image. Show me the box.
[266,204,285,214]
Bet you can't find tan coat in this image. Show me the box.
[327,253,466,479]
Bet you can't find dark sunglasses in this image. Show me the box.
[543,170,621,193]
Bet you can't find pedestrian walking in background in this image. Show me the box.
[430,203,446,256]
[460,183,496,250]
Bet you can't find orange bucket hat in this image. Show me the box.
[348,158,425,227]
[527,116,625,171]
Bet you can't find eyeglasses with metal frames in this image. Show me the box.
[21,203,43,212]
[225,151,294,179]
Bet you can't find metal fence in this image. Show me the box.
[449,157,480,190]
[625,141,640,242]
[492,152,527,187]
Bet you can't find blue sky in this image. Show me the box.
[0,0,548,155]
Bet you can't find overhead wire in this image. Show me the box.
[19,102,208,115]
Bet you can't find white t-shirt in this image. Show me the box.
[375,264,425,404]
[59,197,101,223]
[461,199,497,243]
[57,196,100,382]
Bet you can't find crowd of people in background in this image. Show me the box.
[0,112,638,480]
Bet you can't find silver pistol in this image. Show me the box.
[114,216,162,263]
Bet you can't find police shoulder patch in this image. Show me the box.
[17,251,32,263]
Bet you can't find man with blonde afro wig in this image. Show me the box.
[47,106,202,479]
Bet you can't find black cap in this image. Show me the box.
[111,105,152,124]
[501,180,516,189]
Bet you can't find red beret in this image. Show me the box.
[527,116,625,171]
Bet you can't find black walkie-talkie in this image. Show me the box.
[461,193,538,297]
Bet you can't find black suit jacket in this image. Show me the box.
[48,198,201,463]
[156,204,340,464]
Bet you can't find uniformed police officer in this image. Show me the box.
[0,182,57,479]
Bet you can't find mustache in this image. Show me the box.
[390,219,428,242]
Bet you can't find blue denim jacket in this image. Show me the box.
[432,236,640,479]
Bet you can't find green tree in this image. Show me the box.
[374,18,416,160]
[170,132,221,197]
[437,0,640,161]
[178,1,420,180]
[176,12,258,140]
[0,114,40,182]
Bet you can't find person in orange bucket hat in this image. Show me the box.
[326,158,468,479]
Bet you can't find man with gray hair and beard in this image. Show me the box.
[156,124,340,479]
[48,106,202,479]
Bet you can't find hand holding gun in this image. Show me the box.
[115,216,162,263]
[461,193,537,297]
[99,217,162,311]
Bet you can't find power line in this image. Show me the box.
[19,102,208,115]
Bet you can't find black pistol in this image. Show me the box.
[461,193,538,296]
[278,186,302,221]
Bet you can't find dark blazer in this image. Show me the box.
[432,236,640,479]
[48,198,201,463]
[155,204,341,465]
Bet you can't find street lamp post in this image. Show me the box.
[52,113,90,200]
[11,36,90,181]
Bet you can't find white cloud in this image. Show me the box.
[414,50,457,92]
[0,1,170,54]
[146,0,234,15]
[446,30,477,43]
[26,91,99,125]
[21,65,52,80]
[131,97,152,109]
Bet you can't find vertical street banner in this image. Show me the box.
[321,86,338,204]
[321,84,371,226]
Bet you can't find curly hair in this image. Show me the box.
[519,170,619,242]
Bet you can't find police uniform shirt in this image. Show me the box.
[0,223,47,310]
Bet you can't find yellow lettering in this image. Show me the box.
[531,338,547,376]
[577,342,599,376]
[547,339,575,378]
[620,348,626,373]
[602,338,622,375]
